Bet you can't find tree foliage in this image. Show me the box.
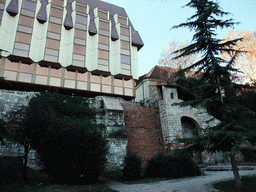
[159,40,198,69]
[22,92,108,184]
[0,118,13,145]
[221,29,256,84]
[171,0,256,188]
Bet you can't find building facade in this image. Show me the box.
[0,0,143,99]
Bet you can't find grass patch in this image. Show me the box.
[214,175,256,192]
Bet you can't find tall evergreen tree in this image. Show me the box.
[172,0,256,188]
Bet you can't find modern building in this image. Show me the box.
[0,0,143,99]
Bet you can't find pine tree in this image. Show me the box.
[172,0,256,188]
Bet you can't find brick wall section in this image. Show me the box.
[122,103,164,166]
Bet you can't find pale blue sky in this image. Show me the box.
[106,0,256,76]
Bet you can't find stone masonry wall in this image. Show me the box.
[0,89,129,170]
[0,89,40,169]
[159,86,219,150]
[122,103,164,167]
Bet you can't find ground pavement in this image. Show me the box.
[104,167,256,192]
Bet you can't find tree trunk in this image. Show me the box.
[230,155,242,189]
[23,140,29,183]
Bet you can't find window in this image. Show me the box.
[22,0,37,11]
[170,93,174,99]
[121,54,130,64]
[76,14,87,24]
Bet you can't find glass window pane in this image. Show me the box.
[121,54,130,64]
[49,77,61,86]
[35,75,47,85]
[3,70,17,81]
[102,85,111,93]
[64,79,75,88]
[22,0,37,11]
[114,86,123,95]
[125,88,133,96]
[77,81,87,90]
[19,72,32,83]
[91,83,100,92]
[76,14,87,24]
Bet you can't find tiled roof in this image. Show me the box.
[136,65,198,86]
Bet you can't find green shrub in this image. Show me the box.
[25,93,109,184]
[144,153,167,178]
[123,152,142,181]
[145,151,200,178]
[0,156,23,179]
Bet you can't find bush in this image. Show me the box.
[144,153,167,178]
[25,93,109,184]
[0,156,23,179]
[123,153,142,181]
[145,151,200,178]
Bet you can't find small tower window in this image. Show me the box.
[170,93,174,99]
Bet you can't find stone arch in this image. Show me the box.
[181,116,203,163]
[181,116,200,138]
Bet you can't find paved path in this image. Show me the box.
[104,168,256,192]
